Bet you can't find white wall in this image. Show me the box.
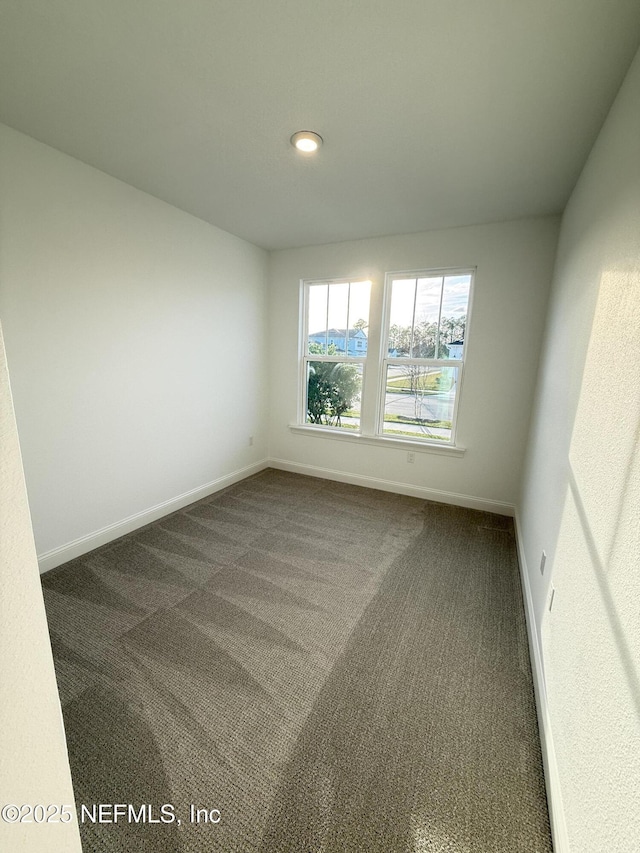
[519,47,640,852]
[0,124,269,569]
[0,321,81,852]
[268,218,559,509]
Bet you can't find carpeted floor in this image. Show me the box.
[42,468,552,852]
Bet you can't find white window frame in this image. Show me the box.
[299,278,371,431]
[376,267,475,447]
[296,267,474,452]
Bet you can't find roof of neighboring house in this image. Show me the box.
[309,328,367,338]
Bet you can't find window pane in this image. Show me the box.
[347,280,371,354]
[306,361,363,430]
[388,278,416,357]
[437,274,471,359]
[327,282,350,348]
[382,364,459,441]
[308,281,371,356]
[308,284,328,353]
[415,277,444,322]
[413,276,443,357]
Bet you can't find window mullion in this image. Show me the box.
[359,275,383,436]
[410,278,418,357]
[324,287,329,352]
[435,274,444,359]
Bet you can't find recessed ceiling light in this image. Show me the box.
[290,131,323,153]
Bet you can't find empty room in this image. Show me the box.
[1,2,639,852]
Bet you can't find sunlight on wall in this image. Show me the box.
[567,268,640,692]
[568,269,640,565]
[542,268,640,850]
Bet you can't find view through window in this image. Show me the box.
[301,269,473,445]
[303,279,371,430]
[381,271,472,442]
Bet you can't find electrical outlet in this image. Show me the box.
[407,452,415,463]
[540,550,547,575]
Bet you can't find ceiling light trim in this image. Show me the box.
[290,130,323,153]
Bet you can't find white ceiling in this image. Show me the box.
[1,1,639,251]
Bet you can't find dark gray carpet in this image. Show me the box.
[42,468,552,852]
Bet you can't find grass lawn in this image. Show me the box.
[382,428,449,440]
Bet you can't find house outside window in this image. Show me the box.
[308,327,368,357]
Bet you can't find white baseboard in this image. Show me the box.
[268,457,515,516]
[37,460,269,574]
[513,510,569,853]
[38,458,512,572]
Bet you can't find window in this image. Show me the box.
[299,268,473,447]
[380,270,472,443]
[302,279,371,430]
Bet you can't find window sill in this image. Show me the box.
[288,424,466,457]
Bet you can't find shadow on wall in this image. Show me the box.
[541,267,640,845]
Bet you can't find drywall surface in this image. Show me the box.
[268,217,559,507]
[0,124,268,564]
[0,321,81,852]
[519,47,640,852]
